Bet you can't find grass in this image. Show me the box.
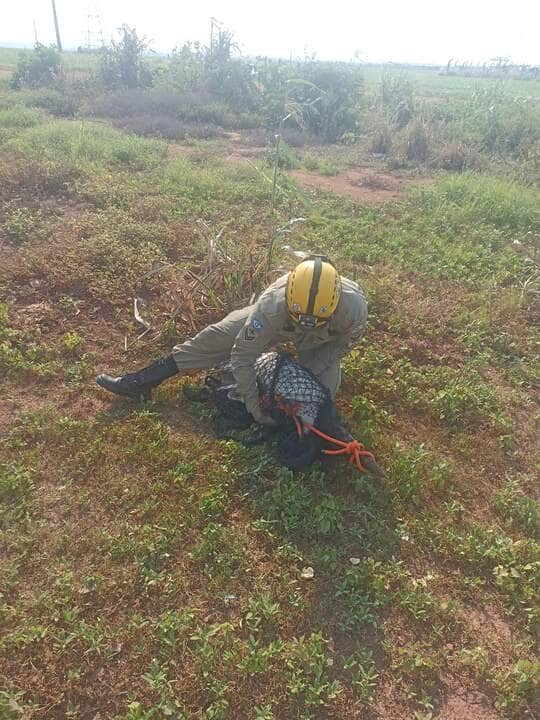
[6,119,167,171]
[0,69,539,720]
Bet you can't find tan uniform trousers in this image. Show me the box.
[172,306,342,398]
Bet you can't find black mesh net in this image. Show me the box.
[184,351,355,470]
[255,352,331,426]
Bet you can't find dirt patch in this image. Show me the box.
[166,135,431,203]
[436,689,500,720]
[290,167,432,203]
[463,604,514,662]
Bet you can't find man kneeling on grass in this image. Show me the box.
[96,255,367,425]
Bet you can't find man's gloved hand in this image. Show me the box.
[249,403,277,427]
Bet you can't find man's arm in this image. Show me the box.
[229,309,276,422]
[304,318,366,378]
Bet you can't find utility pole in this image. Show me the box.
[33,20,39,45]
[210,17,215,56]
[51,0,63,51]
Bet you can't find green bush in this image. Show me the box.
[285,62,364,142]
[10,44,61,90]
[97,26,153,90]
[167,42,206,92]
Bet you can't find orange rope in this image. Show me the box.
[302,422,375,473]
[273,395,375,473]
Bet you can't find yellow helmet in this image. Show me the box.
[286,255,342,327]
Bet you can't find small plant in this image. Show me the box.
[283,633,341,711]
[142,659,186,717]
[312,495,344,535]
[385,443,430,504]
[0,462,34,527]
[393,645,438,698]
[335,560,390,631]
[0,689,34,719]
[253,703,274,720]
[244,593,281,634]
[459,646,489,678]
[257,470,313,534]
[344,649,379,704]
[190,522,246,580]
[495,659,540,716]
[495,478,540,539]
[113,702,156,720]
[63,332,85,357]
[237,637,283,675]
[153,608,196,651]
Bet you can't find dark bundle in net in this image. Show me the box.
[185,351,382,475]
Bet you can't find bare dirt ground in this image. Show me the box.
[167,131,432,204]
[290,167,432,203]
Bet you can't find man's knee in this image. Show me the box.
[321,365,341,398]
[172,306,252,370]
[307,363,341,398]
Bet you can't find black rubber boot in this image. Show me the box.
[96,355,179,401]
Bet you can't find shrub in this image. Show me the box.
[287,62,364,142]
[10,44,61,90]
[369,124,393,154]
[258,59,363,141]
[117,115,223,141]
[270,140,300,170]
[302,153,340,175]
[97,26,153,90]
[20,87,81,117]
[432,142,469,171]
[167,42,206,92]
[406,120,430,162]
[381,71,414,127]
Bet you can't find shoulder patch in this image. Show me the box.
[244,316,263,342]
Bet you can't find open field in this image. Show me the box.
[2,46,540,100]
[0,48,539,720]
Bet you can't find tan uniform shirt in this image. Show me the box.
[230,275,367,416]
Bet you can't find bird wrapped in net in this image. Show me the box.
[184,351,383,475]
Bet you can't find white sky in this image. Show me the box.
[3,0,540,65]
